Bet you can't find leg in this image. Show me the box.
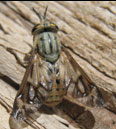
[0,44,32,68]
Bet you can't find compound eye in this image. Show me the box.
[36,24,41,29]
[32,24,41,34]
[50,23,55,27]
[50,23,59,30]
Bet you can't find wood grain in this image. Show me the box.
[0,1,116,129]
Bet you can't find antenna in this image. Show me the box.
[43,6,48,23]
[33,8,42,23]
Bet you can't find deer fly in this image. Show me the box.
[9,6,104,129]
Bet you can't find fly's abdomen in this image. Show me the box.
[44,84,67,106]
[38,32,61,63]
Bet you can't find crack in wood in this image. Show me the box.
[2,1,35,25]
[63,44,116,81]
[0,72,19,90]
[100,6,116,17]
[90,22,113,40]
[0,23,9,34]
[0,96,12,113]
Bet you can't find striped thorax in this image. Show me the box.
[33,31,61,63]
[32,8,61,63]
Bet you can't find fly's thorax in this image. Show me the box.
[33,32,61,63]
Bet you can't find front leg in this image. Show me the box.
[0,44,32,68]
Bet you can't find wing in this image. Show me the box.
[62,46,105,107]
[9,54,48,129]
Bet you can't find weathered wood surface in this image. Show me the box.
[0,1,116,129]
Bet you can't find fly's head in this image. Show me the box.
[32,6,59,35]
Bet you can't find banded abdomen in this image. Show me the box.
[35,54,71,107]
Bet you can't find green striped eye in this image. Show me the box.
[50,24,59,30]
[32,24,40,34]
[50,24,55,27]
[32,23,59,35]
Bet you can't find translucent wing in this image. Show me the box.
[62,46,105,107]
[9,54,48,129]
